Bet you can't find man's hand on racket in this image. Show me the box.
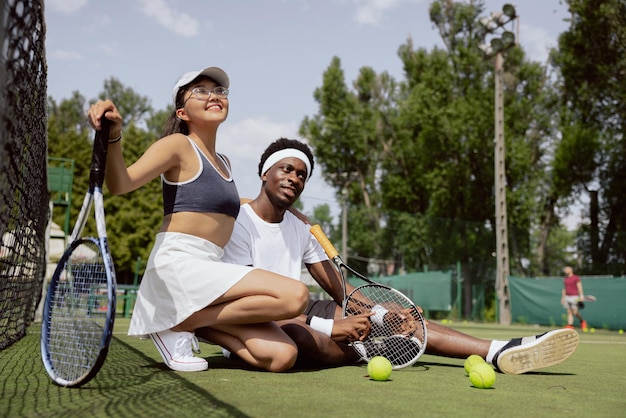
[332,312,373,342]
[376,306,421,335]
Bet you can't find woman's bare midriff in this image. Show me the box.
[160,212,235,248]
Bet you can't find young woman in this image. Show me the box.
[87,67,309,373]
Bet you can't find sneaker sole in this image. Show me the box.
[496,329,579,375]
[149,333,209,372]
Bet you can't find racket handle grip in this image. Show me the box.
[310,224,340,260]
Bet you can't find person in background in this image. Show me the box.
[208,137,580,374]
[561,266,588,331]
[87,67,309,373]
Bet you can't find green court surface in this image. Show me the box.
[2,320,625,417]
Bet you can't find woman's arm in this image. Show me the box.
[87,99,182,195]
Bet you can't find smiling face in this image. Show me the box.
[175,77,229,125]
[261,157,308,209]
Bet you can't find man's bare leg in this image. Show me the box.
[425,321,579,375]
[280,322,359,366]
[424,321,490,358]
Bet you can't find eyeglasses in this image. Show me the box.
[188,86,229,100]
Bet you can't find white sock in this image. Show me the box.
[221,347,231,359]
[486,340,508,365]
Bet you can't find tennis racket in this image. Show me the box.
[41,117,117,387]
[310,224,427,369]
[576,295,597,309]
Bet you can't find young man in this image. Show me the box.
[213,137,579,374]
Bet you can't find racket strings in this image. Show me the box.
[355,335,424,368]
[345,284,427,369]
[46,240,109,382]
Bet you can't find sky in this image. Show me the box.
[44,0,571,220]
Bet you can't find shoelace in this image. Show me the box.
[174,333,202,358]
[191,335,201,354]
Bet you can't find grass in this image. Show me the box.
[1,320,625,417]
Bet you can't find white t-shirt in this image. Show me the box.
[223,204,328,281]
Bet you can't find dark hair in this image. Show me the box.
[258,138,315,178]
[163,87,190,137]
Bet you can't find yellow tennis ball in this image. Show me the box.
[590,328,595,333]
[464,354,486,374]
[619,329,624,335]
[367,356,392,381]
[469,363,496,389]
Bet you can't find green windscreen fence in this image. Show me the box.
[348,271,453,312]
[509,276,626,330]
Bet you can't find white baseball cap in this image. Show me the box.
[172,67,230,102]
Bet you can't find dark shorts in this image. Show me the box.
[305,299,339,319]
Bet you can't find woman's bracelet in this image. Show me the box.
[108,133,122,144]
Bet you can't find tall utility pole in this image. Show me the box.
[328,172,356,263]
[479,4,517,325]
[341,186,348,262]
[494,50,511,325]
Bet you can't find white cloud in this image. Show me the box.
[520,23,558,64]
[136,0,199,37]
[220,117,300,173]
[218,117,299,197]
[217,117,337,213]
[47,0,88,14]
[350,0,423,26]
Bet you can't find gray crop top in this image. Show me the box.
[162,138,240,218]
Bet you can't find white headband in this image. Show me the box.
[261,149,312,182]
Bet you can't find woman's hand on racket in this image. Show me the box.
[332,312,372,342]
[87,99,123,139]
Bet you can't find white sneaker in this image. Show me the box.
[149,329,209,372]
[492,329,579,374]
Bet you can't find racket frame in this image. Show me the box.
[41,118,117,387]
[310,224,427,369]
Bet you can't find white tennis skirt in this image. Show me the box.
[128,232,254,336]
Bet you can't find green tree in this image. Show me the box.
[96,77,153,126]
[48,84,162,283]
[300,0,565,318]
[300,57,392,273]
[308,203,336,241]
[553,0,626,274]
[146,108,172,138]
[47,93,94,231]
